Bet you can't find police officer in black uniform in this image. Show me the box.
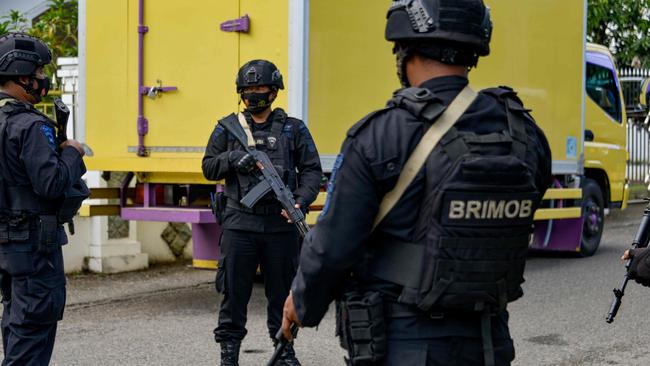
[202,59,322,366]
[281,1,552,365]
[0,33,87,365]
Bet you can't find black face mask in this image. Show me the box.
[17,75,51,103]
[242,91,273,115]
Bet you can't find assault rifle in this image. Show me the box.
[606,200,650,323]
[266,324,299,366]
[53,98,93,156]
[52,98,91,235]
[219,114,310,237]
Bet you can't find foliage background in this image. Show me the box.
[0,0,77,78]
[588,0,650,68]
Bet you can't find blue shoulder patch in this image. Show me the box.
[298,123,317,153]
[40,124,57,151]
[318,154,344,221]
[214,124,225,136]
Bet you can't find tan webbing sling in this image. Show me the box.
[372,86,478,230]
[237,112,256,148]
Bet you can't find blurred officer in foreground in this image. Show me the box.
[0,32,87,365]
[281,1,552,365]
[202,59,322,366]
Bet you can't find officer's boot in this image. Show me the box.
[273,340,301,366]
[220,340,241,366]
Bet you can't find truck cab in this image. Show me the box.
[582,43,628,254]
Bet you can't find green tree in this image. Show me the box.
[0,10,28,35]
[28,0,78,77]
[588,0,650,67]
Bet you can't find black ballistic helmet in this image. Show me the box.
[0,32,52,76]
[386,0,492,66]
[236,59,284,93]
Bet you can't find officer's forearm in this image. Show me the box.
[201,153,230,181]
[31,149,85,200]
[294,171,322,207]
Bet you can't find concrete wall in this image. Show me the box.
[137,222,193,264]
[62,219,195,273]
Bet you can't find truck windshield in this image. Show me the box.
[586,62,622,123]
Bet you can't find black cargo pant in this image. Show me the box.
[374,337,514,366]
[214,229,299,342]
[0,242,66,366]
[358,305,515,366]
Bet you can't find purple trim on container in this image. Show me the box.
[531,217,584,252]
[220,14,250,33]
[121,207,217,224]
[191,223,222,261]
[143,183,157,207]
[137,0,147,157]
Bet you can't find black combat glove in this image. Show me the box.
[628,248,650,287]
[228,151,254,174]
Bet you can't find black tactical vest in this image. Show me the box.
[369,87,542,315]
[0,99,88,220]
[225,108,297,209]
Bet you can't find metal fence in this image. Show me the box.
[620,68,650,115]
[620,68,650,184]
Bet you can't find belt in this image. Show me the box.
[226,198,282,215]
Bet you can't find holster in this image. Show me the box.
[336,290,387,366]
[210,191,227,225]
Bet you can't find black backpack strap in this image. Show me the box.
[268,108,288,150]
[482,86,531,160]
[388,87,447,123]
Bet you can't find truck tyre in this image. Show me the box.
[580,178,604,257]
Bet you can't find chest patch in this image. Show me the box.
[441,191,538,227]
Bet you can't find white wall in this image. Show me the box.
[137,222,193,264]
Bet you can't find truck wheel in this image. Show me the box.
[580,178,604,257]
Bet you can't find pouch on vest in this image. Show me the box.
[336,290,387,365]
[0,220,31,243]
[37,215,59,253]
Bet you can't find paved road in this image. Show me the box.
[33,203,650,365]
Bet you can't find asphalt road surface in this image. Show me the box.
[22,204,650,365]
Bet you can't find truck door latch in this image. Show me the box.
[220,15,250,33]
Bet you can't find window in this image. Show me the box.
[586,62,622,123]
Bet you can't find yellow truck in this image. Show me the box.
[82,0,627,267]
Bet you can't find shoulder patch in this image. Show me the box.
[39,124,57,151]
[296,122,317,153]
